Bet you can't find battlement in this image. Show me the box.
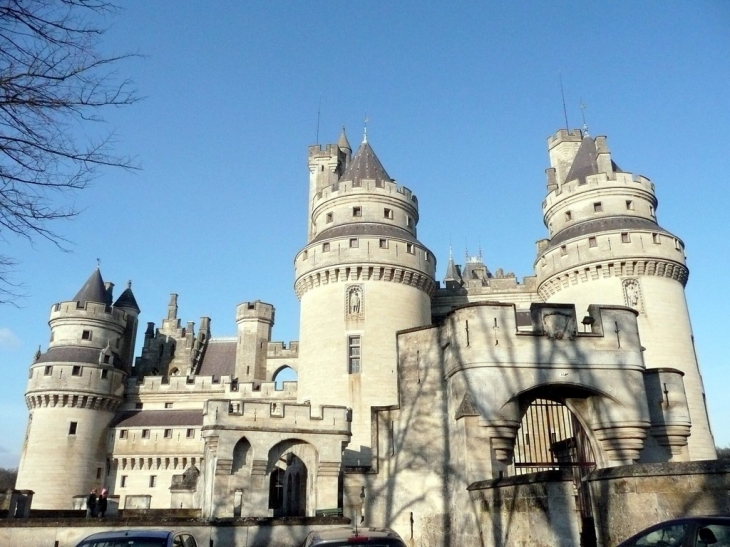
[127,375,297,399]
[312,177,418,210]
[236,300,274,323]
[50,300,130,326]
[545,171,655,205]
[547,128,583,148]
[308,143,341,160]
[267,340,299,357]
[204,399,350,432]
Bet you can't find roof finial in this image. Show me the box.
[580,99,589,136]
[96,257,101,269]
[127,280,132,289]
[363,114,368,144]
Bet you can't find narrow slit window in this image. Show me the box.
[149,475,157,488]
[69,422,78,435]
[120,476,127,487]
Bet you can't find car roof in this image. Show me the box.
[307,527,403,542]
[80,530,175,540]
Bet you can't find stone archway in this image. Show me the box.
[267,440,315,517]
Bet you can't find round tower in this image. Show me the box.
[295,131,436,466]
[535,129,715,460]
[16,268,138,508]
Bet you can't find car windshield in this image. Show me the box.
[76,539,167,547]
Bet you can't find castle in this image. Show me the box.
[15,128,718,546]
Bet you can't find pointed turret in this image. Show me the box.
[443,248,463,290]
[337,127,351,155]
[339,141,392,188]
[114,281,140,313]
[73,268,109,307]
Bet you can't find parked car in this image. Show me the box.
[74,529,198,547]
[617,516,730,547]
[302,527,407,547]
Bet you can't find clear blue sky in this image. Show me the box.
[1,2,729,468]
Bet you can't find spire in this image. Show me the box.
[337,126,351,154]
[113,280,141,313]
[444,247,461,286]
[72,268,109,307]
[339,140,392,188]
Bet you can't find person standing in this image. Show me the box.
[86,489,97,518]
[98,488,108,518]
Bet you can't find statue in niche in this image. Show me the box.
[623,278,643,311]
[347,286,363,316]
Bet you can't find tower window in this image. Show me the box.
[322,242,330,252]
[149,475,157,488]
[379,239,388,249]
[674,238,681,250]
[348,335,361,374]
[165,402,173,409]
[565,211,572,221]
[650,205,656,217]
[352,207,362,217]
[164,429,172,439]
[72,365,82,376]
[120,475,127,487]
[326,212,333,223]
[406,243,415,254]
[142,429,150,439]
[44,366,52,376]
[560,245,567,256]
[349,238,359,248]
[68,422,78,435]
[96,467,102,479]
[119,430,128,439]
[621,232,630,243]
[81,330,92,341]
[626,200,634,210]
[407,216,414,228]
[186,428,195,439]
[384,208,393,219]
[101,369,109,379]
[593,202,603,212]
[652,233,661,244]
[588,237,597,248]
[302,250,308,260]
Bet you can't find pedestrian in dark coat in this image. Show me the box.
[98,489,108,518]
[86,489,97,518]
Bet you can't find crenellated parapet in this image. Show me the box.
[126,375,297,400]
[203,399,351,434]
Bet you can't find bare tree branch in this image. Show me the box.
[0,0,139,303]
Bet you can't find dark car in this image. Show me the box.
[302,527,407,547]
[617,516,730,547]
[74,529,198,547]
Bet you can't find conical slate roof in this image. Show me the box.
[114,281,140,313]
[564,135,599,184]
[72,268,109,307]
[443,249,461,284]
[339,141,392,187]
[337,127,351,153]
[565,134,622,184]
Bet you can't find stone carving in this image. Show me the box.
[623,278,644,312]
[542,311,577,340]
[346,285,363,316]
